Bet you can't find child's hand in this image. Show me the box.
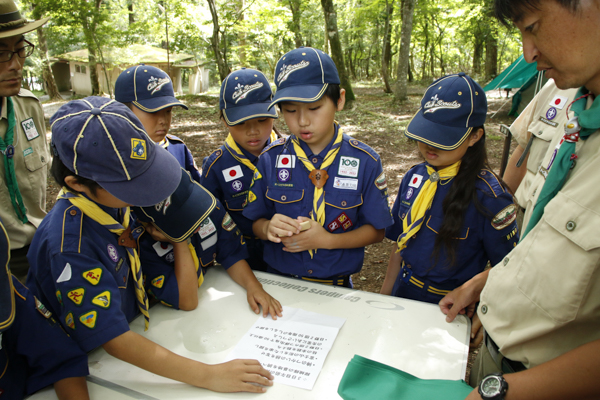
[204,359,274,393]
[281,217,328,252]
[246,283,283,320]
[266,214,301,242]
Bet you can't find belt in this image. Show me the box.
[267,266,349,286]
[401,264,452,296]
[484,332,527,373]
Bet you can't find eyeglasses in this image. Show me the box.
[0,40,35,63]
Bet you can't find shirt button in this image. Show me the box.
[70,209,77,216]
[566,221,576,231]
[341,200,347,207]
[308,270,313,274]
[41,156,45,163]
[281,195,287,201]
[503,257,509,266]
[481,304,488,314]
[312,157,318,164]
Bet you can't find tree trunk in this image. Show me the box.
[381,0,395,93]
[236,0,247,65]
[287,0,304,47]
[421,19,429,80]
[128,1,134,24]
[485,32,498,81]
[472,35,483,75]
[394,0,415,102]
[207,0,229,81]
[321,0,355,103]
[21,70,30,91]
[31,7,61,100]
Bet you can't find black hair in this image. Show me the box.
[218,109,282,138]
[51,152,101,196]
[323,83,341,105]
[494,0,580,26]
[430,127,511,268]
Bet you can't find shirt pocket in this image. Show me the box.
[516,192,600,324]
[23,146,48,172]
[325,192,363,223]
[225,195,245,211]
[425,214,469,240]
[266,187,304,216]
[526,128,555,175]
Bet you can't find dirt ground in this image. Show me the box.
[42,82,517,381]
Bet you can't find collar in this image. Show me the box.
[297,123,339,159]
[238,141,259,164]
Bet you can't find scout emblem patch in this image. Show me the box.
[406,187,414,200]
[79,311,97,329]
[408,174,423,188]
[92,291,111,308]
[492,204,517,230]
[67,288,85,306]
[65,312,75,329]
[82,268,103,285]
[338,156,360,177]
[231,179,244,192]
[222,213,236,231]
[21,118,40,140]
[107,244,119,262]
[329,212,353,232]
[546,107,557,121]
[151,275,165,289]
[131,138,147,160]
[223,165,243,182]
[56,290,62,305]
[278,168,291,182]
[247,190,257,203]
[309,169,328,189]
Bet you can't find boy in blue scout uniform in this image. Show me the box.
[201,68,279,272]
[381,73,519,305]
[243,47,393,287]
[0,219,90,399]
[115,64,201,182]
[134,168,282,317]
[25,97,276,393]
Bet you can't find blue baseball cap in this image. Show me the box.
[134,169,217,243]
[220,68,278,125]
[50,97,182,207]
[0,220,14,333]
[115,65,188,113]
[269,47,340,109]
[406,72,487,151]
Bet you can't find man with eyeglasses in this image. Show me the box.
[0,0,50,282]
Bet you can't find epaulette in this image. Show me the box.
[16,88,40,101]
[476,169,506,198]
[166,134,184,144]
[348,137,378,161]
[60,204,84,253]
[202,148,223,178]
[260,137,286,155]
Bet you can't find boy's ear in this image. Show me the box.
[337,89,346,112]
[468,128,484,147]
[64,175,86,194]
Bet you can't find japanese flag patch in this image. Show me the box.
[222,165,243,182]
[549,95,569,110]
[276,154,296,168]
[408,174,424,188]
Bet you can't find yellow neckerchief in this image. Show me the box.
[225,131,277,180]
[58,188,150,330]
[187,242,204,287]
[158,138,169,149]
[292,125,343,258]
[396,161,461,253]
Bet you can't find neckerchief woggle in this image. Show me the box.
[522,88,600,239]
[292,124,343,258]
[396,161,461,252]
[0,97,28,223]
[58,189,151,330]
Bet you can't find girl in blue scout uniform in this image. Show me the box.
[243,47,393,287]
[115,65,201,182]
[1,219,90,400]
[134,168,282,317]
[201,68,279,272]
[26,98,276,394]
[380,73,519,305]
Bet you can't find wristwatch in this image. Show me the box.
[478,373,508,399]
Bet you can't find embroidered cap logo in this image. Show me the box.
[423,94,461,114]
[147,76,171,95]
[232,81,264,103]
[277,60,310,84]
[154,195,172,215]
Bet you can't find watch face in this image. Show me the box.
[482,376,501,395]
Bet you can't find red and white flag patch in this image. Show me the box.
[549,95,568,110]
[408,174,424,188]
[222,165,243,182]
[276,154,296,168]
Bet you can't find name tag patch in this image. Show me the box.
[21,118,39,140]
[333,176,358,190]
[198,218,217,239]
[201,233,218,250]
[338,156,360,177]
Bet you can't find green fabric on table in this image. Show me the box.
[338,355,472,400]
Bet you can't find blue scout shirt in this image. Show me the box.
[139,203,249,308]
[160,134,201,183]
[386,163,519,299]
[1,276,89,399]
[243,127,393,278]
[26,198,141,352]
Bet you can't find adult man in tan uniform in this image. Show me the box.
[440,0,600,399]
[0,0,49,281]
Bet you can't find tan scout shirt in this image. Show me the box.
[479,93,600,368]
[0,89,49,250]
[510,80,578,210]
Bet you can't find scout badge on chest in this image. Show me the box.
[309,169,329,189]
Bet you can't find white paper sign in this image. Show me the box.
[227,306,345,390]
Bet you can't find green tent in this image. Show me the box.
[483,55,545,116]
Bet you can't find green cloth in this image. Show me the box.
[0,97,27,223]
[522,88,600,238]
[338,355,473,400]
